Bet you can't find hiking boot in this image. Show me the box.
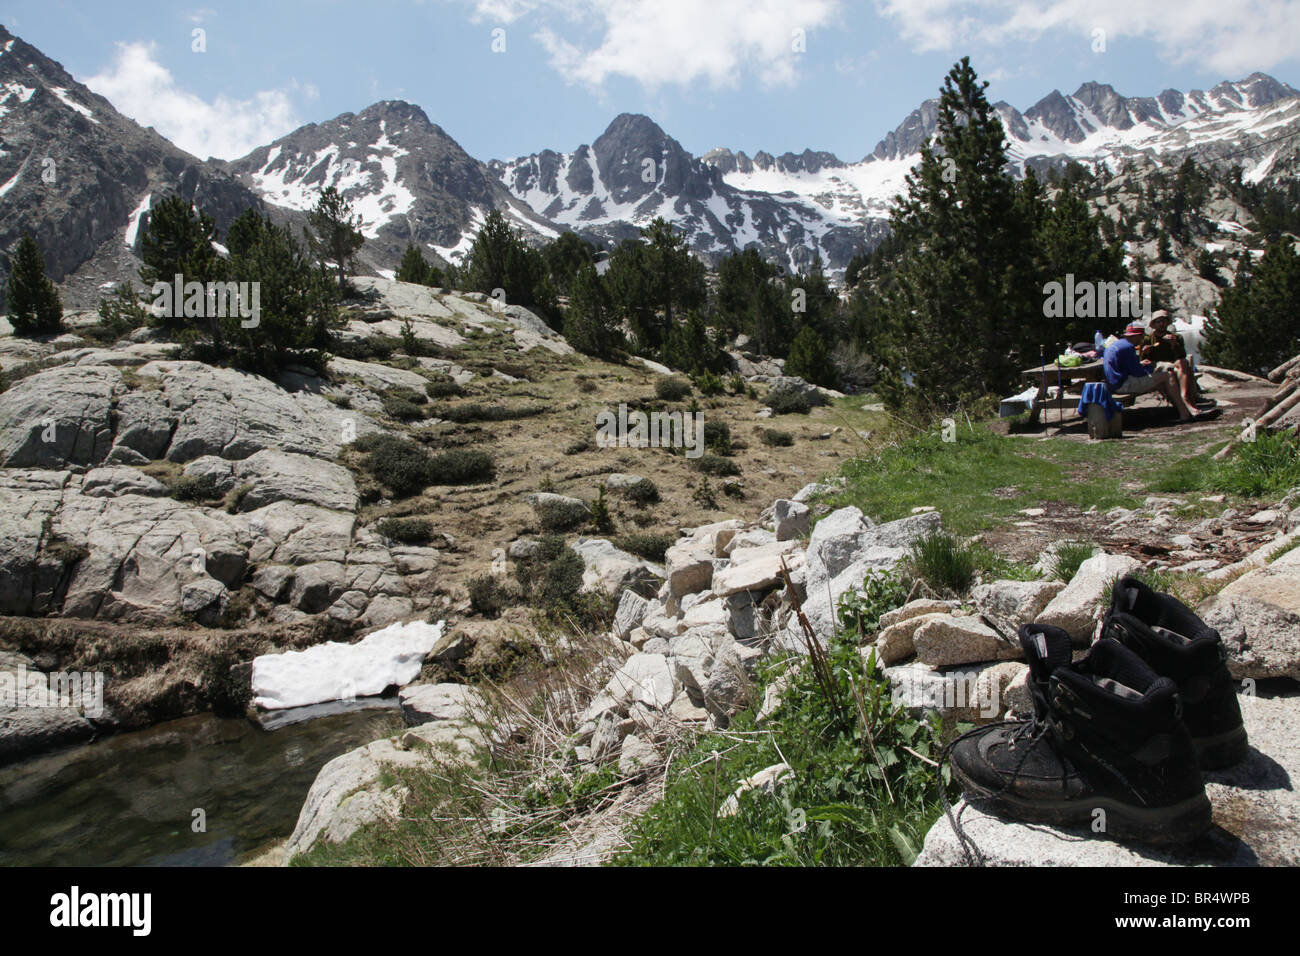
[946,623,1211,844]
[1103,575,1248,770]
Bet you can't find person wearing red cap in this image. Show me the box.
[1103,322,1199,422]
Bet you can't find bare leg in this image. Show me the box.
[1157,371,1193,420]
[1173,361,1197,406]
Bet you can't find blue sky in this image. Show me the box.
[3,1,1299,162]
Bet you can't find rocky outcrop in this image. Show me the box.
[1199,547,1300,679]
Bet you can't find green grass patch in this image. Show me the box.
[907,530,977,596]
[613,629,954,866]
[828,424,1141,535]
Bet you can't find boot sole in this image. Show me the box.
[952,767,1212,845]
[1195,724,1249,772]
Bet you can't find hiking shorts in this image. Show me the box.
[1114,374,1161,396]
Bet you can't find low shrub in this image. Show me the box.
[428,449,495,485]
[432,403,545,424]
[615,533,673,563]
[534,498,591,532]
[654,377,692,402]
[467,573,517,617]
[694,370,725,396]
[691,453,740,477]
[171,472,223,502]
[375,517,434,545]
[382,389,427,422]
[622,477,660,505]
[424,379,466,399]
[354,435,438,497]
[703,420,732,455]
[760,428,794,447]
[767,386,811,415]
[589,486,615,534]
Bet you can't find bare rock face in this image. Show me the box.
[0,366,122,468]
[1199,549,1300,680]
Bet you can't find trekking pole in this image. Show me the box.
[1056,343,1064,427]
[1040,344,1047,424]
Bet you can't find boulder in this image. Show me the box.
[884,659,1005,721]
[229,450,359,513]
[772,499,810,541]
[971,580,1066,629]
[0,651,99,765]
[1035,553,1141,639]
[878,599,954,631]
[136,360,363,462]
[283,719,484,861]
[913,615,1007,667]
[399,683,480,725]
[604,653,678,711]
[874,612,949,665]
[712,540,804,597]
[1198,550,1300,679]
[665,539,716,597]
[805,506,876,584]
[613,590,650,640]
[252,619,446,710]
[617,734,661,775]
[702,640,756,722]
[80,466,168,498]
[570,538,663,597]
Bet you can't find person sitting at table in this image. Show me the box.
[1140,310,1211,407]
[1104,323,1200,423]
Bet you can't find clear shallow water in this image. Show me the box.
[0,704,403,867]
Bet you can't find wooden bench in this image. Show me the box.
[1021,359,1134,434]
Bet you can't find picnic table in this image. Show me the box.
[1021,358,1134,425]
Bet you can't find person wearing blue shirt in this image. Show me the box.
[1104,323,1196,422]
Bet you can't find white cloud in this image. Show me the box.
[875,0,1300,76]
[453,0,842,89]
[85,41,304,160]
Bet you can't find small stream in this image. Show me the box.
[0,704,404,867]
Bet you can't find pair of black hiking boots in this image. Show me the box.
[947,575,1248,845]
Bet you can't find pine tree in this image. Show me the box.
[3,234,63,335]
[1033,177,1126,342]
[642,217,706,350]
[785,325,836,388]
[396,243,442,285]
[138,196,222,336]
[225,210,341,372]
[542,232,596,295]
[562,261,618,358]
[306,186,365,292]
[1202,238,1300,374]
[873,57,1037,409]
[461,210,558,325]
[715,248,786,353]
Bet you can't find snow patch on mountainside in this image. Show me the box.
[124,193,151,248]
[50,86,97,124]
[249,125,417,238]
